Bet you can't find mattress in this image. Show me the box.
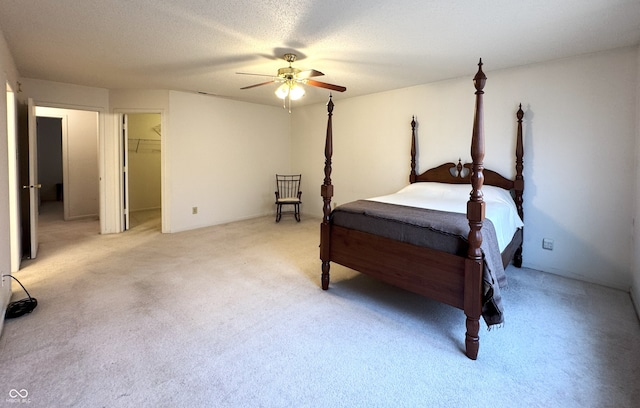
[367,182,523,253]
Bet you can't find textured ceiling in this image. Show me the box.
[0,0,638,108]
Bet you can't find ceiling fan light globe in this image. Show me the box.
[275,83,289,99]
[289,83,305,100]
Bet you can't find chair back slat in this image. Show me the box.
[276,174,301,199]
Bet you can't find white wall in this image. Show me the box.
[167,91,290,232]
[0,22,20,336]
[293,47,638,291]
[65,109,99,219]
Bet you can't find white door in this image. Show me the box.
[26,98,40,258]
[121,114,130,231]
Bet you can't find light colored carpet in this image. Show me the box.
[0,202,639,407]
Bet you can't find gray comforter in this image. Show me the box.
[331,200,507,327]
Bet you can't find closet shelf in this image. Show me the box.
[128,138,161,153]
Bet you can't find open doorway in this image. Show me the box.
[123,113,161,231]
[36,116,63,220]
[36,107,99,220]
[32,107,99,249]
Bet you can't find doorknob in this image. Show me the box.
[22,184,42,189]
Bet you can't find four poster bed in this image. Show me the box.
[319,60,524,360]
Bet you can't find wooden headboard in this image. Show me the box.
[409,105,525,220]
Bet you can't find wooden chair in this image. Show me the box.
[275,174,302,222]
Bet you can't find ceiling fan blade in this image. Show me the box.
[240,80,276,90]
[297,69,324,79]
[236,72,274,77]
[305,79,346,92]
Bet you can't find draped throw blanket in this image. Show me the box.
[331,200,507,327]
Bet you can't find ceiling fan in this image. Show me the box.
[237,53,346,111]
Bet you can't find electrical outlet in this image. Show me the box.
[542,238,554,250]
[192,207,198,215]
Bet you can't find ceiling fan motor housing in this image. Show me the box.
[278,66,301,80]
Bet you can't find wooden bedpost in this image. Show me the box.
[410,116,417,184]
[320,96,335,290]
[464,59,487,360]
[513,104,524,267]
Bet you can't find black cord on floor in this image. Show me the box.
[2,275,38,319]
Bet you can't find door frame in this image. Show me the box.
[30,101,106,233]
[26,98,39,258]
[121,113,129,231]
[115,109,167,233]
[6,82,20,270]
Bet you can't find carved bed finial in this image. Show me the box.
[515,103,524,219]
[320,95,335,290]
[473,59,487,93]
[465,59,487,360]
[323,95,334,193]
[410,116,417,183]
[469,60,486,224]
[456,159,463,178]
[514,103,525,267]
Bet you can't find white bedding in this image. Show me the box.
[367,182,523,253]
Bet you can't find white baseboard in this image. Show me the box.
[0,278,12,338]
[631,284,640,322]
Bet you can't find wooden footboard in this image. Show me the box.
[330,225,466,309]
